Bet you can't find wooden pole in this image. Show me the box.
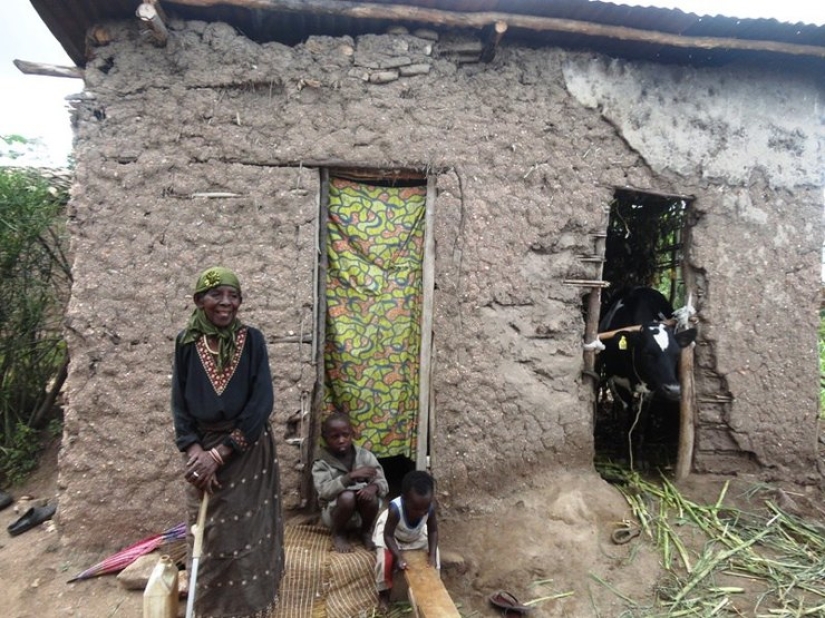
[184,493,209,618]
[136,1,169,46]
[675,343,695,480]
[13,59,83,79]
[170,0,825,59]
[416,177,436,471]
[594,318,680,343]
[582,234,606,382]
[563,279,610,287]
[302,168,330,508]
[480,20,507,63]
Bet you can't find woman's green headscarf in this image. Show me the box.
[181,266,243,370]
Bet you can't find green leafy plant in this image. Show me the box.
[603,190,689,309]
[598,464,825,616]
[0,165,71,484]
[0,422,41,485]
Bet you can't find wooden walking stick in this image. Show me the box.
[185,493,209,618]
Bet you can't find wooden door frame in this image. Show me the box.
[415,176,436,470]
[303,169,436,504]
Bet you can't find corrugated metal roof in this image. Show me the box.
[29,0,825,69]
[605,1,824,26]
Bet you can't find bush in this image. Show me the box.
[0,166,71,485]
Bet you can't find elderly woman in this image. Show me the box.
[172,266,283,617]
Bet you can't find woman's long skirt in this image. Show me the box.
[185,424,284,618]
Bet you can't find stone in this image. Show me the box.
[369,70,399,84]
[116,552,163,590]
[399,64,431,77]
[440,550,467,574]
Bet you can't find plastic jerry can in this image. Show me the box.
[143,554,179,618]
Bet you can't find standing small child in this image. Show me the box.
[373,470,439,613]
[312,412,388,553]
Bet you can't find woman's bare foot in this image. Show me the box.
[332,533,352,553]
[360,530,376,551]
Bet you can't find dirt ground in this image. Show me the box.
[0,438,144,617]
[2,438,824,618]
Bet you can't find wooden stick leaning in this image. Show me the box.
[185,493,210,618]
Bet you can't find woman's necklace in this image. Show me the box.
[203,336,220,355]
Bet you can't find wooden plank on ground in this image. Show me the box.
[402,550,461,618]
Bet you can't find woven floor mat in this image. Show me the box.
[273,524,377,618]
[325,540,377,618]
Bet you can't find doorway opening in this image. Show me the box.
[306,168,435,502]
[593,188,692,471]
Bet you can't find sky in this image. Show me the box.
[1,1,825,166]
[0,1,78,166]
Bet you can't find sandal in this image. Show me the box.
[489,590,531,614]
[7,504,56,536]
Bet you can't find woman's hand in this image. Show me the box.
[185,445,221,492]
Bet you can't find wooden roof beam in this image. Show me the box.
[169,0,825,59]
[13,59,84,79]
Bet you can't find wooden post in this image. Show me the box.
[136,1,169,46]
[675,343,695,480]
[480,20,508,62]
[403,551,461,618]
[582,234,606,382]
[416,177,436,471]
[302,169,330,508]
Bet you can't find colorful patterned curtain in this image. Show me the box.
[323,177,426,459]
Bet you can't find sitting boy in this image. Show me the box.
[312,412,388,553]
[373,470,439,613]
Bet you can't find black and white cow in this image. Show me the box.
[597,287,696,462]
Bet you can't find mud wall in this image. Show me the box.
[563,57,824,475]
[59,19,823,549]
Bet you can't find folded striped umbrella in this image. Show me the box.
[67,521,187,582]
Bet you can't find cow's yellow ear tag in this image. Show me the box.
[618,335,627,350]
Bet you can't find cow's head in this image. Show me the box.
[632,323,697,400]
[604,323,697,402]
